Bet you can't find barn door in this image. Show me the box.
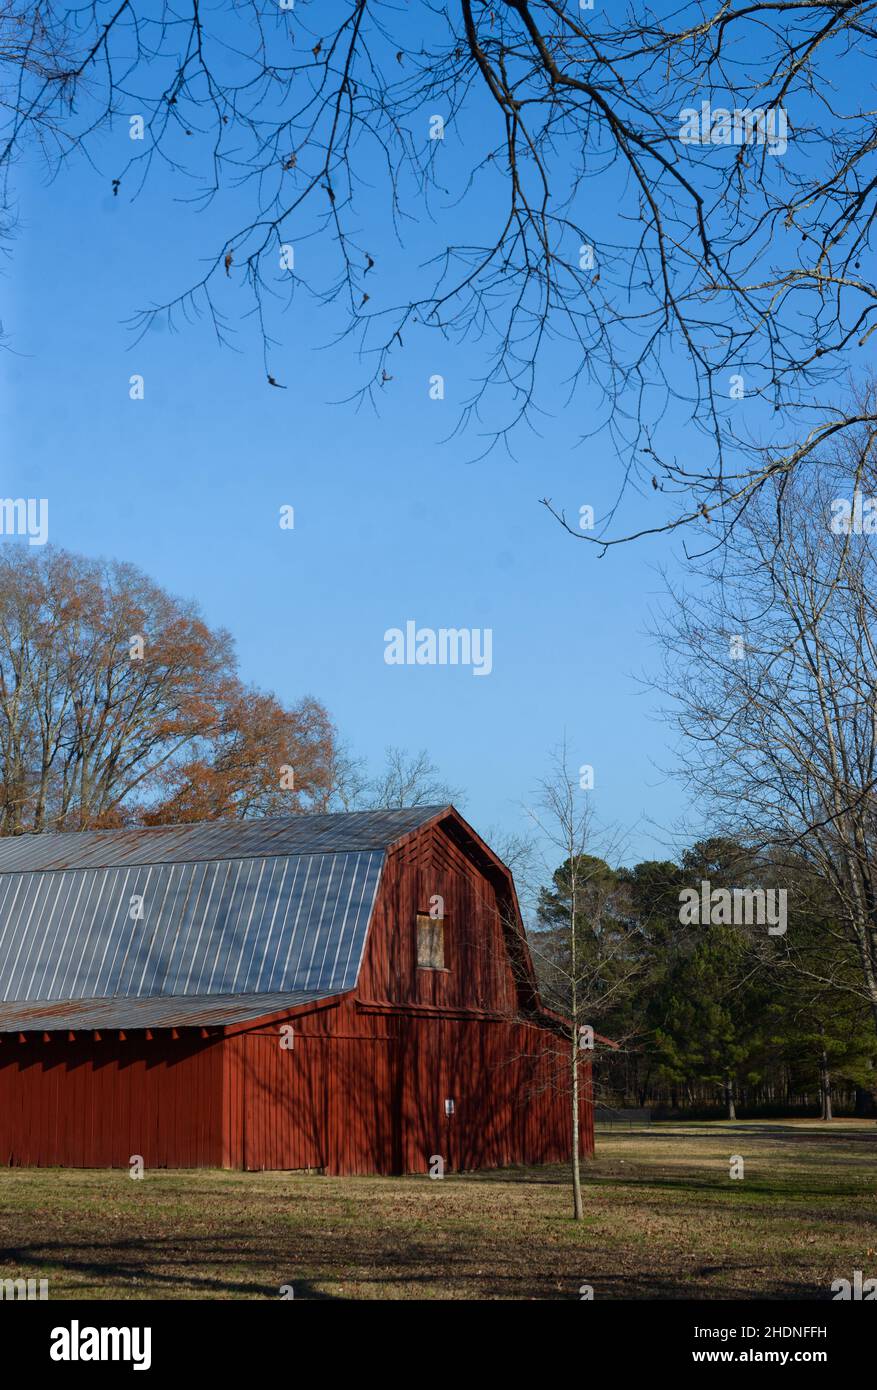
[326,1035,402,1174]
[242,1031,329,1172]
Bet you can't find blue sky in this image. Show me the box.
[2,38,727,870]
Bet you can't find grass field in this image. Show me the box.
[0,1120,874,1299]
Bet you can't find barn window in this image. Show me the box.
[416,913,445,969]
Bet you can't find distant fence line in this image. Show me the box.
[594,1106,651,1128]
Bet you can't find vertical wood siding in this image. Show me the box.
[0,1037,224,1167]
[236,996,592,1175]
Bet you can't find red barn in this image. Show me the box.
[0,806,592,1173]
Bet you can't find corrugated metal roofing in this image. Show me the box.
[0,806,449,874]
[0,809,456,1030]
[0,850,383,1008]
[0,989,337,1033]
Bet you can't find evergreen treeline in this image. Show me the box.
[531,837,877,1119]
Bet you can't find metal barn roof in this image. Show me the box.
[0,806,449,874]
[0,850,383,1014]
[0,989,335,1033]
[0,808,454,1030]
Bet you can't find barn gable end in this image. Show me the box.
[356,811,533,1015]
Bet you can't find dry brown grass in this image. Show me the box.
[0,1119,874,1299]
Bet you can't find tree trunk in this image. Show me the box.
[724,1072,736,1120]
[820,1050,833,1121]
[571,1031,583,1220]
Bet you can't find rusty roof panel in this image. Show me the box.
[0,989,340,1033]
[0,808,448,874]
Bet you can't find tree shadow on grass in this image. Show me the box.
[0,1238,341,1300]
[638,1123,877,1148]
[0,1231,847,1301]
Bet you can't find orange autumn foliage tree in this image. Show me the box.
[142,690,334,823]
[0,547,334,833]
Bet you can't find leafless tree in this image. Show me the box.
[4,3,877,539]
[483,823,538,916]
[329,741,460,809]
[657,414,877,1034]
[526,740,638,1219]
